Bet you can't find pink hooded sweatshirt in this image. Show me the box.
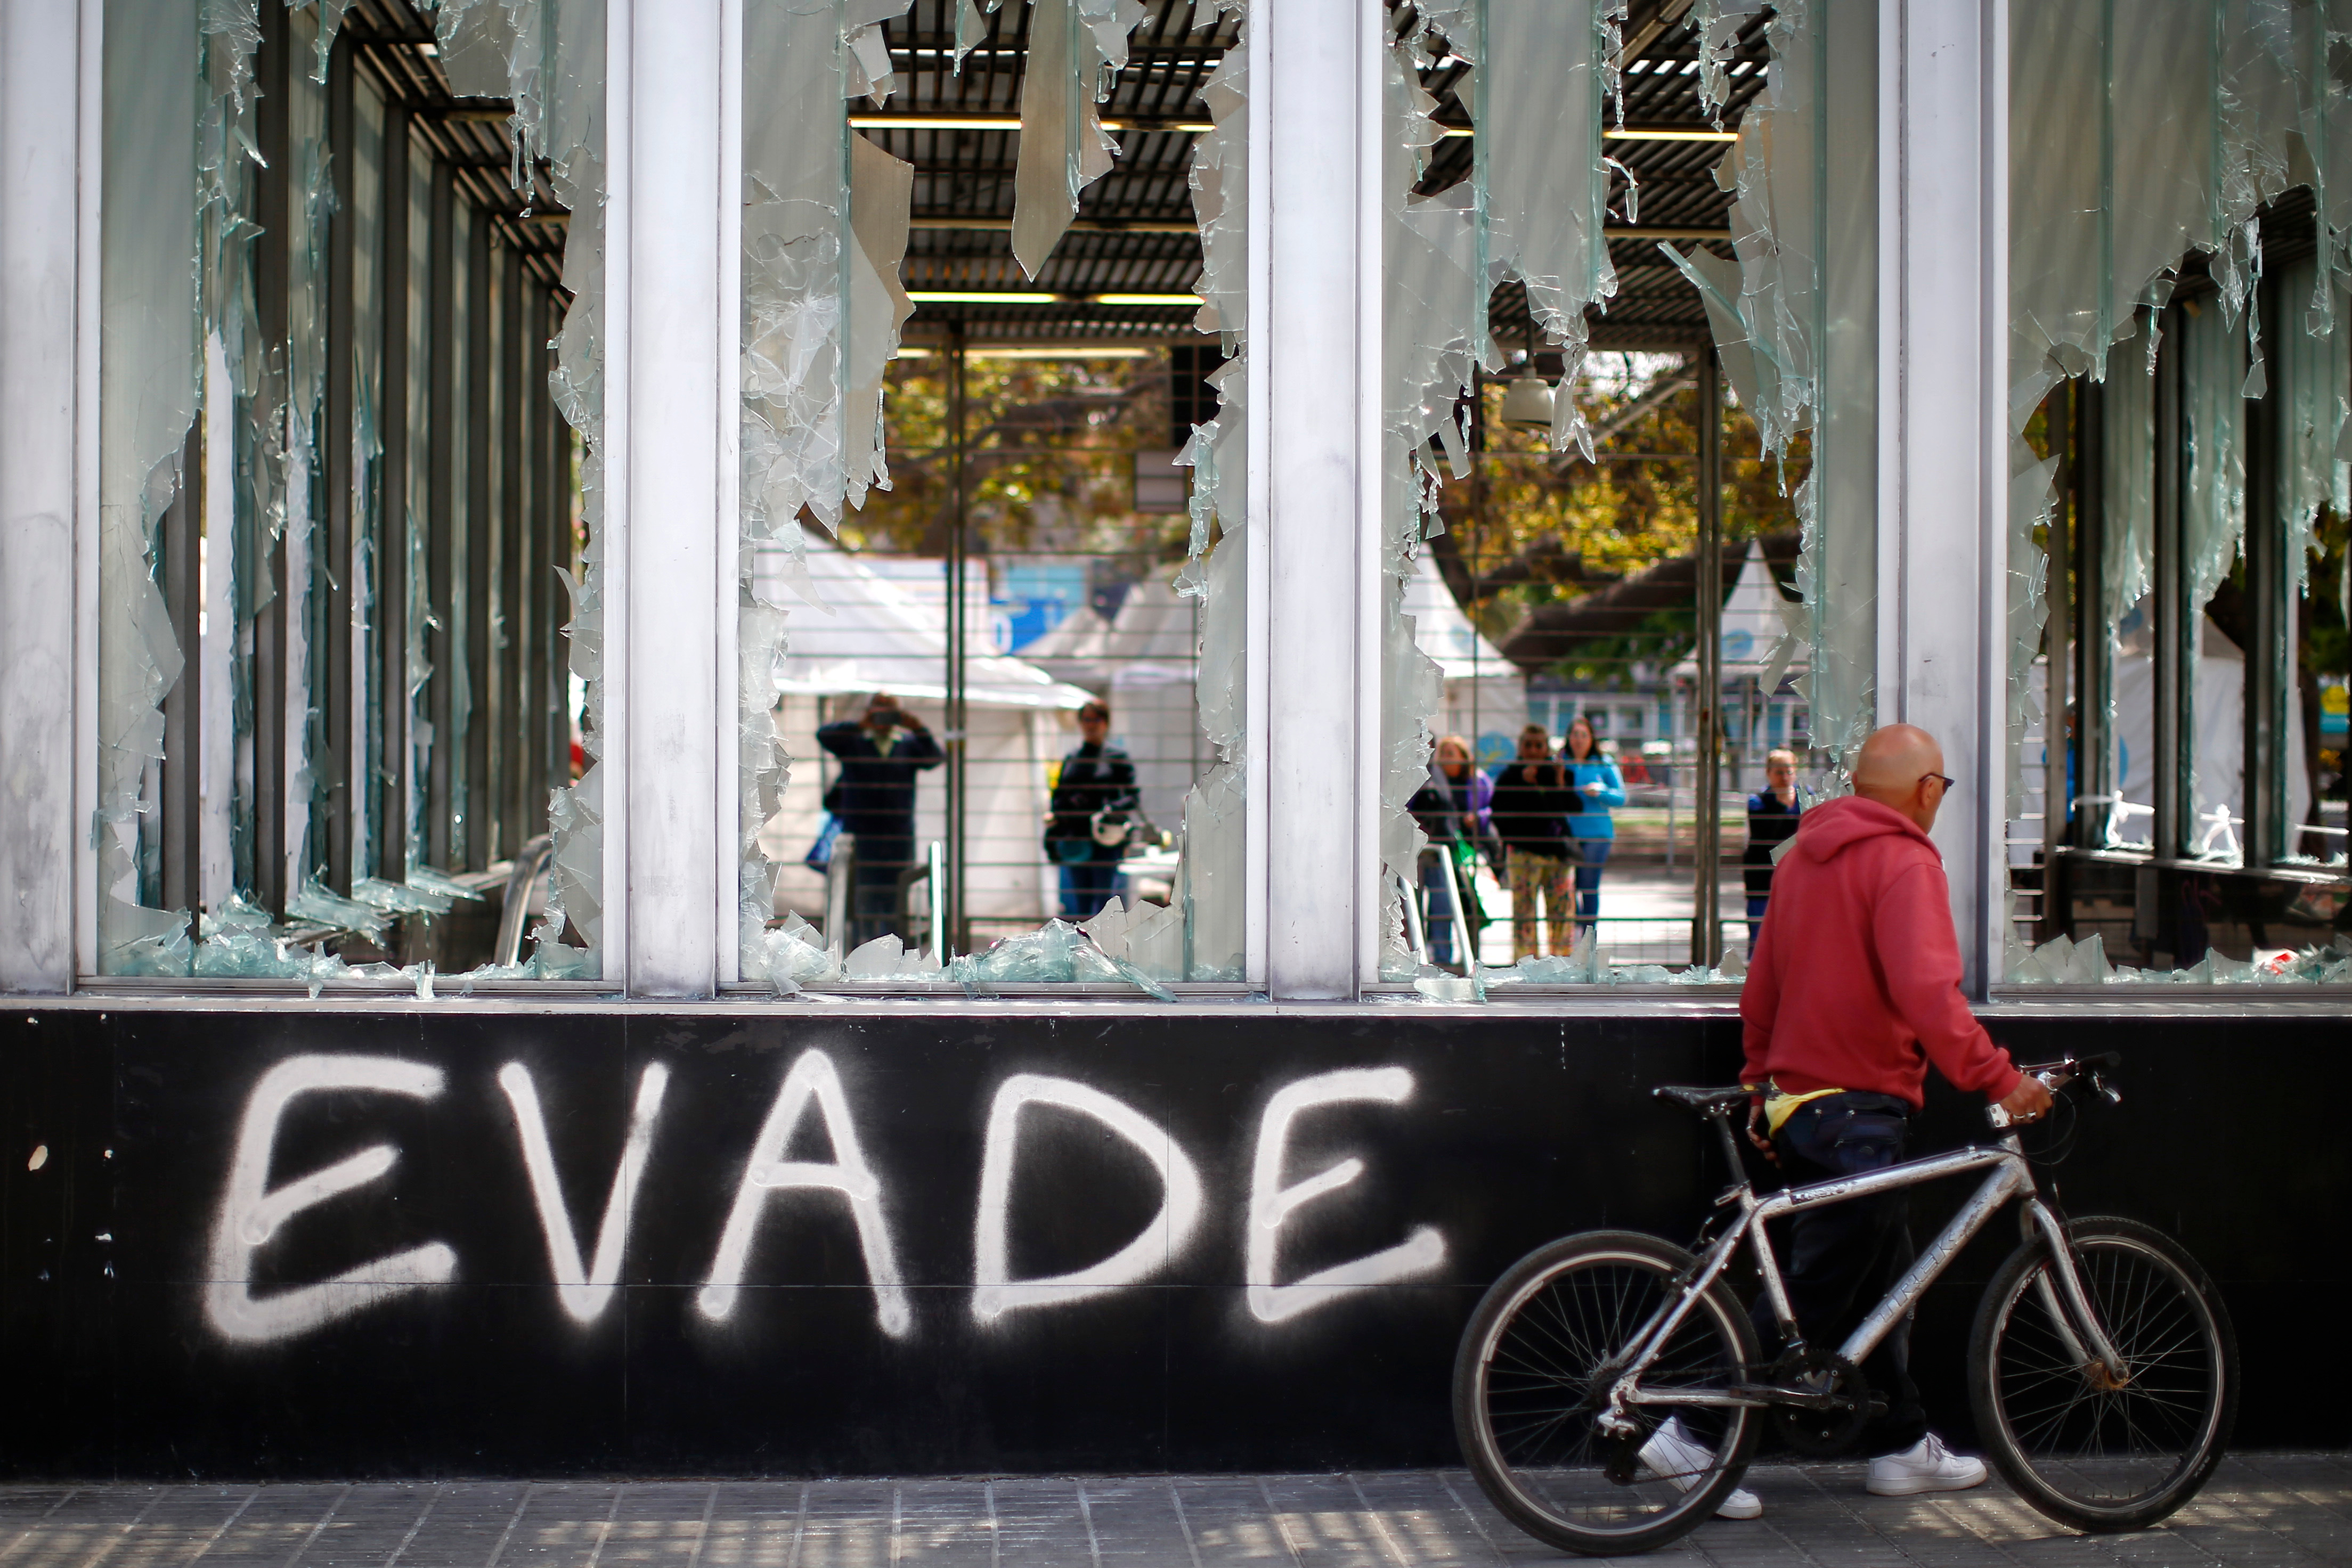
[1740,796,2022,1109]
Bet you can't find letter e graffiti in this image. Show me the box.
[501,1061,669,1325]
[1246,1067,1444,1324]
[972,1074,1203,1322]
[205,1055,457,1343]
[699,1050,911,1336]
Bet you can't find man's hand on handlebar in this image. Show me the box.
[1996,1074,2055,1124]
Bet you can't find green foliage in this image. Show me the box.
[840,350,1189,567]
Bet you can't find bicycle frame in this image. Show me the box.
[1603,1131,2128,1427]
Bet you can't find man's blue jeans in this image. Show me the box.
[1748,1091,1931,1457]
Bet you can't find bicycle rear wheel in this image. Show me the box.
[1454,1230,1760,1556]
[1970,1215,2237,1531]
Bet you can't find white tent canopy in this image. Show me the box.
[1024,575,1199,689]
[1670,541,1805,681]
[750,538,1091,928]
[1027,556,1527,774]
[1403,552,1529,746]
[755,536,1096,710]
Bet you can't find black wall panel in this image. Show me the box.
[0,1006,2337,1478]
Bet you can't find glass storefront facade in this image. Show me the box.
[11,0,2346,1001]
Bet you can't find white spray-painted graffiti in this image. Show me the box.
[1246,1068,1446,1322]
[501,1060,669,1325]
[205,1050,1442,1344]
[699,1049,911,1336]
[205,1054,459,1343]
[972,1073,1205,1323]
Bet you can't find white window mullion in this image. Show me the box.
[1885,0,2004,997]
[0,0,87,993]
[619,0,727,997]
[1260,0,1376,1000]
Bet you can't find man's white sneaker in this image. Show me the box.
[1638,1416,1763,1520]
[1866,1433,1989,1497]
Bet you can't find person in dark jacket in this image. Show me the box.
[1489,723,1580,961]
[1045,700,1140,919]
[817,692,943,944]
[1744,746,1803,954]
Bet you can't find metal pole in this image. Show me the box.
[1692,352,1723,969]
[927,839,946,965]
[425,164,458,871]
[379,103,412,883]
[160,423,205,917]
[2075,375,2107,851]
[2152,305,2184,862]
[465,211,494,868]
[1441,846,1472,975]
[946,329,967,952]
[1399,872,1428,967]
[2041,383,2071,937]
[252,0,290,914]
[323,34,355,895]
[2244,270,2284,869]
[499,242,528,858]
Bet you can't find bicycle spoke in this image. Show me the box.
[1989,1234,2226,1517]
[1467,1243,1752,1549]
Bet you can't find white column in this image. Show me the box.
[0,1,83,993]
[1259,0,1376,999]
[619,0,726,996]
[1882,0,2004,996]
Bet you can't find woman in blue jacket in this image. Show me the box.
[1560,714,1626,945]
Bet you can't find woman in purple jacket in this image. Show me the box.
[1419,736,1499,963]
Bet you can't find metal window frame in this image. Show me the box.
[12,0,2158,1008]
[379,97,413,884]
[0,0,83,992]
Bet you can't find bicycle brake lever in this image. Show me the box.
[2092,1072,2121,1106]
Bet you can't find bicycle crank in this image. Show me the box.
[1768,1349,1875,1457]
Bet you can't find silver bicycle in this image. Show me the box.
[1453,1052,2238,1556]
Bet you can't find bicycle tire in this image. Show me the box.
[1454,1230,1761,1556]
[1970,1215,2237,1532]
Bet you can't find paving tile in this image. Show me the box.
[0,1460,2346,1568]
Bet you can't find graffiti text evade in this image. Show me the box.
[203,1052,1446,1345]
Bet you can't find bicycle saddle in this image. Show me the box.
[1653,1084,1752,1114]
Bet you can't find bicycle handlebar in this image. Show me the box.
[1987,1051,2122,1129]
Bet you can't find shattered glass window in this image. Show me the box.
[2007,0,2352,989]
[1380,0,1874,995]
[735,0,1247,996]
[95,0,605,990]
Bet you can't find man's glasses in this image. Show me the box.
[1923,772,1956,792]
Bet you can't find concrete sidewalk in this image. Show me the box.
[7,1457,2351,1567]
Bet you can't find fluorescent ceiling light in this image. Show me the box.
[1437,125,1738,143]
[971,346,1154,359]
[1603,127,1740,142]
[907,290,1064,304]
[1092,293,1202,307]
[849,115,1214,133]
[850,115,1021,130]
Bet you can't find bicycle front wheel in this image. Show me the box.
[1454,1230,1760,1557]
[1970,1215,2237,1532]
